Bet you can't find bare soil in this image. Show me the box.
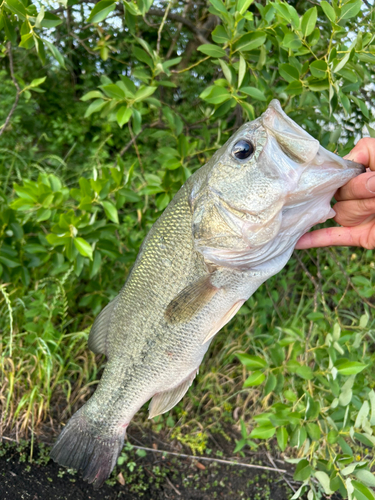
[0,428,342,500]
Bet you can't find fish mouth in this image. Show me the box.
[262,99,365,197]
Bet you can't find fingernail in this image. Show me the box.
[366,175,375,193]
[344,153,356,161]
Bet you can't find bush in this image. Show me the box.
[0,0,374,498]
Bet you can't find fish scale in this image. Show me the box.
[50,100,364,487]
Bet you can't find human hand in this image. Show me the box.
[296,138,375,250]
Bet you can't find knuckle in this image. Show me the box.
[359,198,375,214]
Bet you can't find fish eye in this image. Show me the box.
[232,140,254,160]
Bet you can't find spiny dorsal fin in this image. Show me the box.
[88,295,120,358]
[148,370,198,419]
[165,275,218,324]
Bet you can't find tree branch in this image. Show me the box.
[148,8,211,45]
[0,43,21,138]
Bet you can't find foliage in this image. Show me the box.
[0,0,374,498]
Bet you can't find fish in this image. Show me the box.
[50,99,364,487]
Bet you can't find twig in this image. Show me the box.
[114,120,166,167]
[157,0,173,55]
[0,43,21,138]
[128,122,143,171]
[1,436,18,442]
[166,476,181,496]
[130,445,287,473]
[166,0,192,59]
[328,248,375,310]
[148,8,211,45]
[266,452,296,493]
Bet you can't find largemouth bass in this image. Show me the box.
[51,100,364,487]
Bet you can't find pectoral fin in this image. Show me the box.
[148,370,198,419]
[202,300,245,344]
[165,275,218,324]
[88,295,120,358]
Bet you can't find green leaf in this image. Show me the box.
[5,0,27,19]
[234,32,266,52]
[209,0,228,15]
[218,59,232,84]
[249,424,276,439]
[43,40,66,69]
[117,106,133,128]
[264,373,277,395]
[279,63,300,82]
[101,84,125,99]
[285,81,303,96]
[40,13,63,28]
[123,0,141,16]
[282,33,302,50]
[315,471,334,495]
[320,1,336,22]
[296,365,314,380]
[293,459,312,481]
[301,7,317,37]
[238,55,246,88]
[240,86,266,101]
[310,60,328,79]
[340,0,362,20]
[197,44,227,58]
[28,77,46,88]
[81,90,105,101]
[236,353,267,369]
[276,427,288,451]
[211,25,230,44]
[244,371,266,387]
[20,33,35,50]
[352,481,375,500]
[236,0,253,15]
[306,423,321,441]
[134,86,157,101]
[200,86,231,104]
[334,52,351,73]
[101,200,119,224]
[354,470,375,488]
[74,237,93,260]
[84,99,107,118]
[368,125,375,139]
[335,360,367,375]
[87,0,116,23]
[0,256,21,268]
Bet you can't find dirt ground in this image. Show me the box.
[0,430,341,500]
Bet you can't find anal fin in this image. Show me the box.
[165,275,218,324]
[148,370,198,419]
[202,300,245,344]
[88,294,120,358]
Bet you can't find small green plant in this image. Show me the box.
[236,311,375,499]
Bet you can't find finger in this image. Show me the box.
[344,138,375,170]
[333,198,375,226]
[295,226,369,249]
[335,171,375,201]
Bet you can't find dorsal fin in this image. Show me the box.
[88,295,120,358]
[148,370,198,419]
[165,275,218,324]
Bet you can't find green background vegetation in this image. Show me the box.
[0,0,375,498]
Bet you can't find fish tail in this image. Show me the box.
[50,408,126,488]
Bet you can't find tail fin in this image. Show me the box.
[50,409,125,488]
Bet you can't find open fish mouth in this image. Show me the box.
[261,99,365,199]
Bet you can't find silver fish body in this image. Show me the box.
[51,100,364,487]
